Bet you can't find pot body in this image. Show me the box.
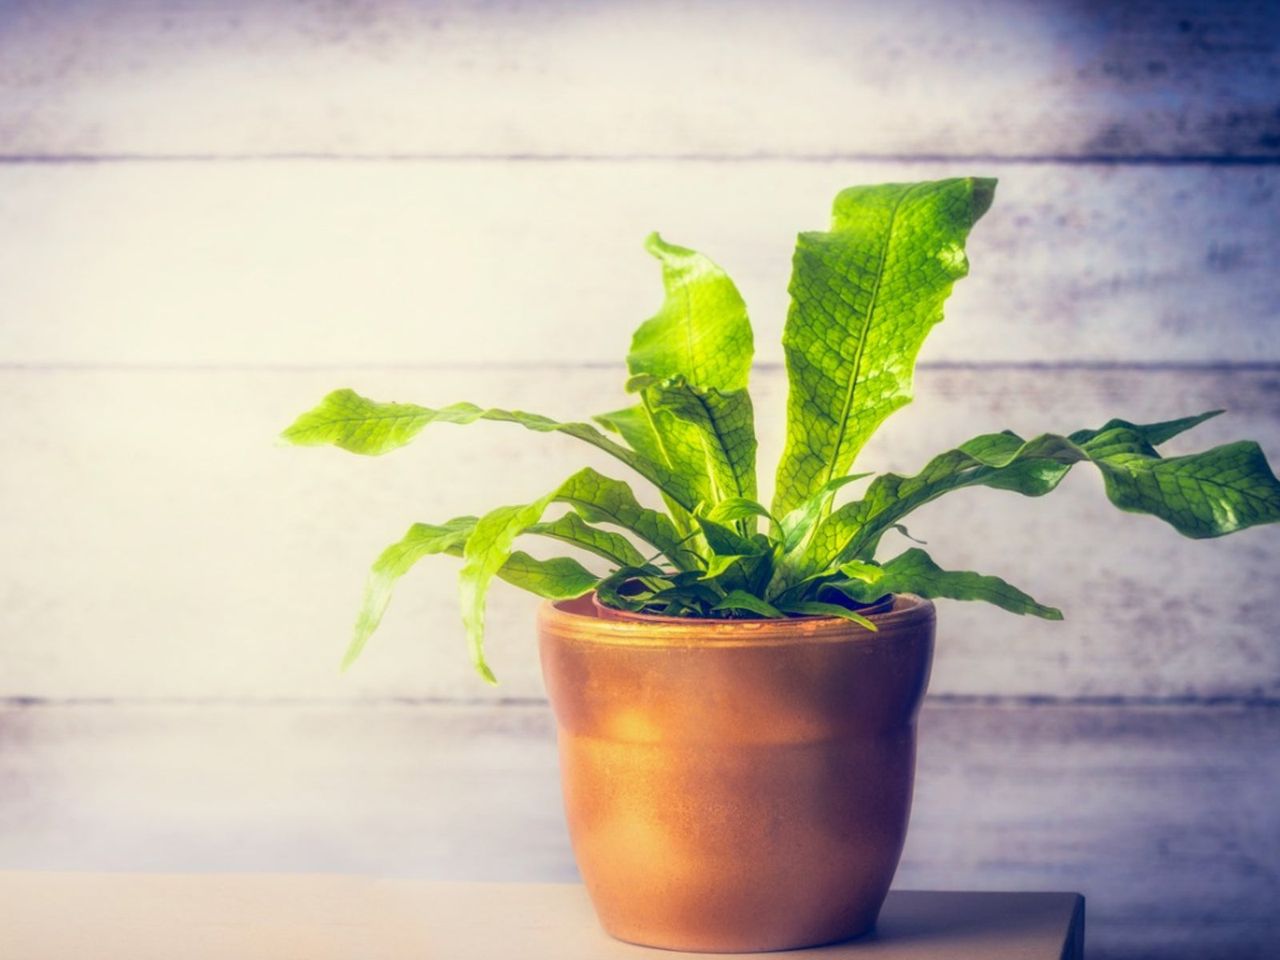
[538,594,935,953]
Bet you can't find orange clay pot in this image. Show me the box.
[537,593,936,953]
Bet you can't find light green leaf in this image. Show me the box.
[773,177,996,517]
[628,232,754,393]
[459,466,708,681]
[554,467,699,570]
[282,389,698,511]
[705,496,779,532]
[526,511,649,568]
[460,493,560,684]
[593,403,696,534]
[644,377,758,503]
[834,548,1062,619]
[344,517,477,670]
[779,472,872,552]
[496,551,599,600]
[610,232,758,515]
[344,518,599,671]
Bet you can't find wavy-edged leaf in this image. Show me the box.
[554,467,699,570]
[773,177,996,517]
[642,377,758,504]
[1091,437,1280,538]
[526,511,648,569]
[282,388,698,511]
[605,232,758,516]
[804,412,1280,577]
[594,402,697,534]
[628,232,754,393]
[712,590,784,618]
[693,513,760,557]
[779,472,872,552]
[1069,410,1223,448]
[833,548,1062,619]
[705,496,779,534]
[460,493,560,683]
[496,551,599,601]
[459,465,710,681]
[344,517,476,670]
[344,518,599,671]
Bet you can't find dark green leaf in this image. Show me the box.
[834,548,1062,619]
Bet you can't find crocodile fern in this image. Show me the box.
[283,178,1280,683]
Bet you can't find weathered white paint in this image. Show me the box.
[1,702,1274,958]
[2,365,1276,702]
[1,0,1275,159]
[0,161,1275,366]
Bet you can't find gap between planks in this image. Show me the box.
[4,695,1279,710]
[1,360,1278,374]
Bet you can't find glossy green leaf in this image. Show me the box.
[712,590,784,618]
[609,233,758,514]
[705,496,779,533]
[344,517,477,670]
[779,473,872,552]
[496,551,599,601]
[554,467,699,570]
[526,511,649,569]
[628,233,754,393]
[282,388,698,511]
[344,518,598,671]
[460,493,560,684]
[806,413,1280,577]
[593,403,697,534]
[644,377,758,504]
[458,465,709,681]
[833,548,1062,619]
[773,178,996,516]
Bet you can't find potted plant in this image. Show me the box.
[283,177,1280,952]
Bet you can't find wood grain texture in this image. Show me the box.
[0,161,1275,366]
[1,0,1276,159]
[0,701,1272,959]
[2,364,1276,702]
[0,875,1085,960]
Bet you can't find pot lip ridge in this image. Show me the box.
[540,592,935,648]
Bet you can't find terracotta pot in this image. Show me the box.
[538,593,936,953]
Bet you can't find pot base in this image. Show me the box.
[600,908,878,954]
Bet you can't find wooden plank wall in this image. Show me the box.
[1,2,1277,957]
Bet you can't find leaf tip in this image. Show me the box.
[970,177,998,220]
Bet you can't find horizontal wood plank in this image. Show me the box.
[1,0,1276,159]
[1,365,1277,702]
[0,701,1274,958]
[0,161,1276,366]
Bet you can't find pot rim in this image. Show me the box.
[540,592,934,649]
